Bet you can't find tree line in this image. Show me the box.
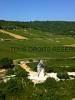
[0,20,75,35]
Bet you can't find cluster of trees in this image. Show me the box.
[0,63,75,100]
[0,65,32,100]
[1,76,75,100]
[0,20,75,36]
[0,58,14,69]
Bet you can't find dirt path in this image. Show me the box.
[20,63,37,76]
[0,30,27,40]
[0,69,6,77]
[20,63,32,73]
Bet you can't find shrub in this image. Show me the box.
[6,68,14,75]
[4,79,23,95]
[57,72,69,79]
[14,66,28,78]
[0,91,5,100]
[0,58,14,69]
[29,59,33,62]
[45,67,54,73]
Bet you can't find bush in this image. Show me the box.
[45,67,54,73]
[29,59,33,62]
[14,66,28,78]
[5,79,23,95]
[0,92,5,100]
[6,69,14,75]
[57,72,69,79]
[0,58,14,69]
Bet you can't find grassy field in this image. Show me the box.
[0,29,75,71]
[7,29,52,39]
[0,29,75,59]
[0,29,75,60]
[0,32,14,39]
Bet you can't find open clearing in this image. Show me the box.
[0,30,27,40]
[20,63,59,84]
[20,63,75,84]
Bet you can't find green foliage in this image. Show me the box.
[1,20,75,100]
[46,58,75,72]
[0,32,14,39]
[6,68,14,75]
[0,58,14,69]
[4,79,23,95]
[0,82,6,100]
[27,62,38,71]
[43,77,57,89]
[1,76,75,100]
[14,65,28,78]
[0,92,5,100]
[57,72,69,79]
[1,20,75,36]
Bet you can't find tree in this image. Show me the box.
[0,82,6,100]
[0,90,5,100]
[0,58,14,69]
[14,65,28,87]
[6,68,14,75]
[4,78,24,100]
[0,25,2,29]
[57,72,69,79]
[14,66,28,78]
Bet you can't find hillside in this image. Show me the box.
[1,20,75,100]
[0,20,75,35]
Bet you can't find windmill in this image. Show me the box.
[37,60,45,77]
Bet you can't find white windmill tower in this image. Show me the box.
[37,60,45,77]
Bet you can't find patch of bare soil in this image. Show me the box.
[0,69,6,77]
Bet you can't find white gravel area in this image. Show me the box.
[20,63,75,84]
